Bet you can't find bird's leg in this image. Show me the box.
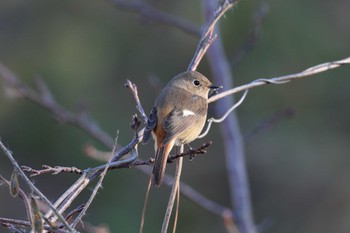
[185,144,198,161]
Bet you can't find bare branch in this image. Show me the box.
[125,80,148,124]
[188,0,239,71]
[111,0,201,37]
[0,62,114,148]
[0,218,31,228]
[198,90,248,139]
[65,204,85,222]
[44,173,90,222]
[0,217,69,233]
[0,140,76,233]
[209,56,350,103]
[70,150,115,228]
[0,174,32,229]
[161,148,183,233]
[21,165,83,177]
[21,141,212,178]
[168,141,212,161]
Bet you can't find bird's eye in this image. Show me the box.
[193,79,201,86]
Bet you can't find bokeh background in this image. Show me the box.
[1,0,350,232]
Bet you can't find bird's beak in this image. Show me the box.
[208,84,223,98]
[209,84,223,90]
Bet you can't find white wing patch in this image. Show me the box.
[182,109,195,117]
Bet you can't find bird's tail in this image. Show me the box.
[152,141,174,186]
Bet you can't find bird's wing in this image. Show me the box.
[162,104,207,145]
[142,107,157,144]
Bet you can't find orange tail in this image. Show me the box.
[152,140,175,186]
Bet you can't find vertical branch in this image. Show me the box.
[161,147,183,233]
[203,1,256,233]
[188,0,238,71]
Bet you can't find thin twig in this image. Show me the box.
[0,218,30,228]
[0,140,76,233]
[21,165,83,177]
[0,217,69,233]
[161,148,183,233]
[110,0,201,37]
[188,0,239,71]
[22,142,212,178]
[172,181,180,233]
[70,144,121,228]
[65,204,85,222]
[209,56,350,103]
[44,173,90,222]
[198,90,248,139]
[125,80,148,124]
[0,175,32,230]
[139,177,152,233]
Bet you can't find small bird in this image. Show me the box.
[143,71,218,186]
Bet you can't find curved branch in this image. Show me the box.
[209,56,350,103]
[198,90,248,139]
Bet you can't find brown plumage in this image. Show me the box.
[143,71,217,186]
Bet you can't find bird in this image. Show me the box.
[143,70,218,186]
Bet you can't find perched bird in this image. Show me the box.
[143,71,218,186]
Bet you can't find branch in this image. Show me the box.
[209,56,350,103]
[0,62,114,148]
[198,90,248,139]
[0,174,32,231]
[110,0,201,37]
[125,80,148,124]
[22,142,212,176]
[0,217,69,233]
[0,140,76,233]
[70,144,119,228]
[188,0,239,71]
[21,165,83,177]
[161,148,183,233]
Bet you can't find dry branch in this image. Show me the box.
[21,142,212,177]
[0,140,75,233]
[111,0,201,37]
[188,0,239,71]
[209,56,350,103]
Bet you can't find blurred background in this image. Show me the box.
[0,0,350,232]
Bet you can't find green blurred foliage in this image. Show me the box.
[0,0,350,232]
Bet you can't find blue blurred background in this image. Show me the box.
[0,0,350,232]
